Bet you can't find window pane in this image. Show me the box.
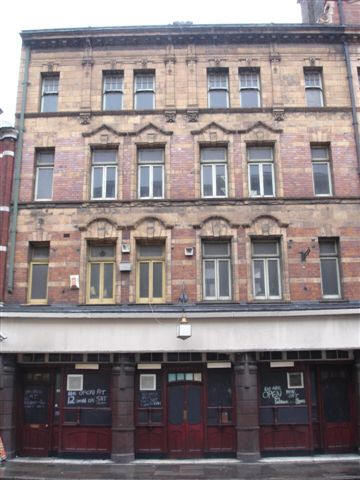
[138,149,163,163]
[152,166,163,197]
[138,244,163,257]
[268,259,280,297]
[36,168,53,199]
[305,72,321,87]
[201,148,226,162]
[90,264,100,299]
[135,74,154,90]
[92,150,117,164]
[209,90,228,108]
[31,264,48,299]
[140,166,150,197]
[208,72,228,88]
[203,242,229,257]
[202,165,213,196]
[90,245,115,258]
[253,241,278,256]
[104,92,122,110]
[253,260,265,297]
[42,94,58,113]
[103,263,114,299]
[37,151,54,165]
[105,166,116,198]
[241,89,259,108]
[218,260,230,298]
[263,164,274,196]
[306,89,323,107]
[92,167,103,198]
[32,246,49,259]
[204,260,216,298]
[248,147,273,161]
[139,262,149,298]
[249,164,260,196]
[311,147,328,160]
[215,164,226,196]
[321,258,339,296]
[136,91,154,109]
[152,262,163,298]
[319,240,337,255]
[313,163,330,195]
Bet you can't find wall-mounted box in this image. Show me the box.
[185,247,194,256]
[121,243,131,253]
[69,274,79,289]
[119,262,132,272]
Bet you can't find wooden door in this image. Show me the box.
[167,384,203,457]
[319,366,356,452]
[20,372,53,456]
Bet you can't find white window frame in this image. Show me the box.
[319,240,341,299]
[35,151,54,201]
[140,374,156,391]
[103,72,124,110]
[207,69,229,108]
[247,147,275,198]
[304,70,324,107]
[41,74,59,112]
[311,146,332,197]
[134,72,155,110]
[239,70,261,108]
[138,164,164,199]
[202,242,231,301]
[252,241,282,300]
[287,372,304,389]
[91,150,117,200]
[67,374,84,391]
[200,148,228,198]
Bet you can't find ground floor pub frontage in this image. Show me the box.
[0,351,359,461]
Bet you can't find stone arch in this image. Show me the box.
[133,216,170,238]
[81,217,119,239]
[196,216,237,238]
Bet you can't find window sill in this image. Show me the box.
[319,298,346,303]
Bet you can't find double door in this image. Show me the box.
[167,383,203,457]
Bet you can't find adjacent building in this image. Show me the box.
[1,0,360,461]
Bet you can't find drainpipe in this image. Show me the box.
[7,45,31,292]
[338,0,360,173]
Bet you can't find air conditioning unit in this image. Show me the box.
[184,247,194,256]
[121,243,131,253]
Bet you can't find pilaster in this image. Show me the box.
[0,355,16,458]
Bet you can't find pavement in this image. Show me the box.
[0,455,360,480]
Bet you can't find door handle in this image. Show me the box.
[45,424,49,428]
[183,409,188,422]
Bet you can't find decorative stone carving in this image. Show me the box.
[186,109,199,122]
[195,216,239,237]
[317,1,335,24]
[269,53,281,63]
[78,112,91,125]
[272,108,285,122]
[164,110,176,123]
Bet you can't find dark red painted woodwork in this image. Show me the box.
[61,427,111,452]
[260,425,310,452]
[207,426,236,452]
[167,383,203,458]
[135,426,165,453]
[21,425,51,456]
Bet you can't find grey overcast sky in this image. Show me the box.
[0,0,302,124]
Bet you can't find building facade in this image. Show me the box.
[1,0,360,462]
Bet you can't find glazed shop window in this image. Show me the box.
[87,244,115,304]
[259,368,307,425]
[319,239,341,299]
[304,69,324,107]
[201,147,228,198]
[252,240,281,300]
[203,241,231,300]
[41,74,59,112]
[103,71,123,110]
[137,372,163,424]
[91,149,117,200]
[35,149,54,201]
[311,145,332,196]
[137,243,165,303]
[64,372,111,426]
[134,71,155,110]
[208,69,229,108]
[28,244,49,304]
[247,146,275,197]
[207,369,233,425]
[239,69,261,108]
[138,148,164,199]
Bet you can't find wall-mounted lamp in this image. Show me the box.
[300,247,311,262]
[176,315,192,340]
[0,333,7,342]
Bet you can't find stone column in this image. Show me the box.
[0,354,16,458]
[111,355,135,463]
[234,352,260,461]
[354,351,360,453]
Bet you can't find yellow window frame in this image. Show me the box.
[28,258,49,304]
[136,253,165,304]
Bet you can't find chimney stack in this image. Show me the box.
[298,0,326,23]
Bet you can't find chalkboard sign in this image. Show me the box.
[66,373,110,408]
[260,369,306,407]
[139,390,162,408]
[24,386,48,423]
